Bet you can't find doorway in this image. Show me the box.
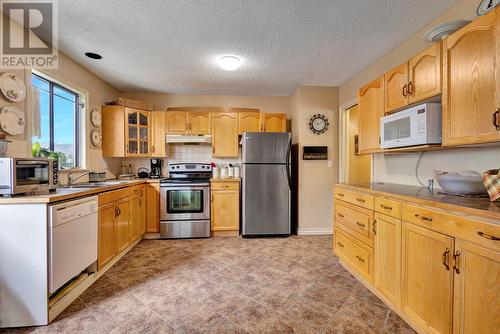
[343,105,371,184]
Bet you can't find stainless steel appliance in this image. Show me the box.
[160,163,212,238]
[48,196,98,294]
[0,157,58,196]
[150,159,163,178]
[242,132,291,236]
[380,103,441,149]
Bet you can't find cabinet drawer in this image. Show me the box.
[335,202,373,246]
[334,228,373,282]
[402,203,500,252]
[334,187,374,210]
[99,187,135,206]
[375,196,401,219]
[211,181,240,191]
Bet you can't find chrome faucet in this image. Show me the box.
[67,171,91,186]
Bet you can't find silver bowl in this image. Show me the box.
[435,173,487,195]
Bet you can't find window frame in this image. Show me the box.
[32,72,81,168]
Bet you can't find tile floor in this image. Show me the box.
[5,236,415,334]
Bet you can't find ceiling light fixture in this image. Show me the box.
[216,55,242,71]
[85,52,102,60]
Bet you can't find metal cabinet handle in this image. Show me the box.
[414,213,433,222]
[337,213,345,218]
[407,81,414,95]
[337,242,344,248]
[114,207,119,217]
[356,255,365,263]
[139,198,142,207]
[380,204,392,210]
[453,251,461,274]
[356,198,365,203]
[493,109,500,130]
[477,231,500,241]
[372,219,377,235]
[442,248,450,270]
[337,193,345,197]
[356,222,365,228]
[402,84,408,97]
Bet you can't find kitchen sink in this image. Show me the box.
[60,181,129,189]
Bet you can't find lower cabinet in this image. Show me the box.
[98,202,118,270]
[131,186,146,241]
[211,180,240,232]
[402,222,454,334]
[145,182,160,233]
[374,213,401,307]
[116,198,132,253]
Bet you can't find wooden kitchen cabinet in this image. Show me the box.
[408,42,442,103]
[151,111,168,157]
[374,213,401,307]
[115,197,132,252]
[189,111,211,134]
[358,77,384,154]
[212,112,239,157]
[211,180,240,232]
[145,182,160,233]
[402,222,454,334]
[261,113,287,132]
[131,186,146,241]
[452,240,500,334]
[166,111,189,133]
[166,108,216,134]
[102,106,150,157]
[384,62,408,113]
[98,202,118,270]
[442,9,500,146]
[237,109,261,134]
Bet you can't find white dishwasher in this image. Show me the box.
[48,196,98,294]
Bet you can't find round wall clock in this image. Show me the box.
[90,128,102,147]
[309,114,329,135]
[478,0,499,15]
[90,108,102,127]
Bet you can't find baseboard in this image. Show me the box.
[297,227,333,235]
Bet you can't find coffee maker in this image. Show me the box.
[150,159,163,178]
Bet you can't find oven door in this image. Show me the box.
[160,185,210,221]
[381,111,420,148]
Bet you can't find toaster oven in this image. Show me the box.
[0,158,58,195]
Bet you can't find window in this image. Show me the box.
[32,73,81,169]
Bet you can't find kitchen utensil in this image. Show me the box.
[137,167,150,178]
[0,106,25,135]
[0,72,26,102]
[434,170,488,195]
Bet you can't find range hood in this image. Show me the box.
[165,134,212,144]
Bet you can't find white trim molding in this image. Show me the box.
[297,227,333,235]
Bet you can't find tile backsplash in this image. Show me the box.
[121,144,241,177]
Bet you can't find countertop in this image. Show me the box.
[210,178,241,182]
[0,179,149,204]
[334,182,500,221]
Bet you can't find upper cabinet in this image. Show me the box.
[261,113,287,132]
[212,112,239,157]
[237,108,261,134]
[166,111,188,133]
[384,43,442,113]
[151,111,168,157]
[358,77,384,154]
[166,108,213,134]
[442,9,500,146]
[190,111,211,134]
[102,106,151,157]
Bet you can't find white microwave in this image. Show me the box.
[380,103,442,149]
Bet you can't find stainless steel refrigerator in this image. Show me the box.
[241,132,291,236]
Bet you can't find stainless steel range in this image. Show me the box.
[159,163,212,239]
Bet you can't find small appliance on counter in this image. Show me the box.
[137,167,150,178]
[0,157,58,196]
[150,159,163,178]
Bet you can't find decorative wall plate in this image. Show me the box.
[0,73,26,103]
[90,108,102,127]
[308,114,329,135]
[477,0,499,15]
[90,128,102,147]
[0,106,25,135]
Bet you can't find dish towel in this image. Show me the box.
[482,169,500,201]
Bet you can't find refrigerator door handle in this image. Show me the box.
[286,138,292,190]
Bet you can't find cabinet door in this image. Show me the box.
[402,222,454,334]
[130,194,145,242]
[145,183,160,233]
[151,111,167,157]
[139,188,146,235]
[98,202,117,270]
[102,106,126,157]
[211,190,239,231]
[408,43,442,103]
[443,10,500,146]
[453,240,500,334]
[374,213,401,307]
[212,112,239,157]
[166,112,188,133]
[189,112,211,134]
[238,111,261,134]
[358,77,384,154]
[125,108,140,156]
[138,111,150,156]
[384,62,409,113]
[116,198,132,252]
[261,113,286,132]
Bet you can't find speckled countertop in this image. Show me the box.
[334,182,500,221]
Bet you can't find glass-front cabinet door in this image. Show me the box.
[125,108,150,157]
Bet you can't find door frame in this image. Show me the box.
[339,98,373,183]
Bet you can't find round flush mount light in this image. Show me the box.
[216,55,242,71]
[424,20,471,42]
[85,52,102,60]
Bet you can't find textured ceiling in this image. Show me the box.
[57,0,459,96]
